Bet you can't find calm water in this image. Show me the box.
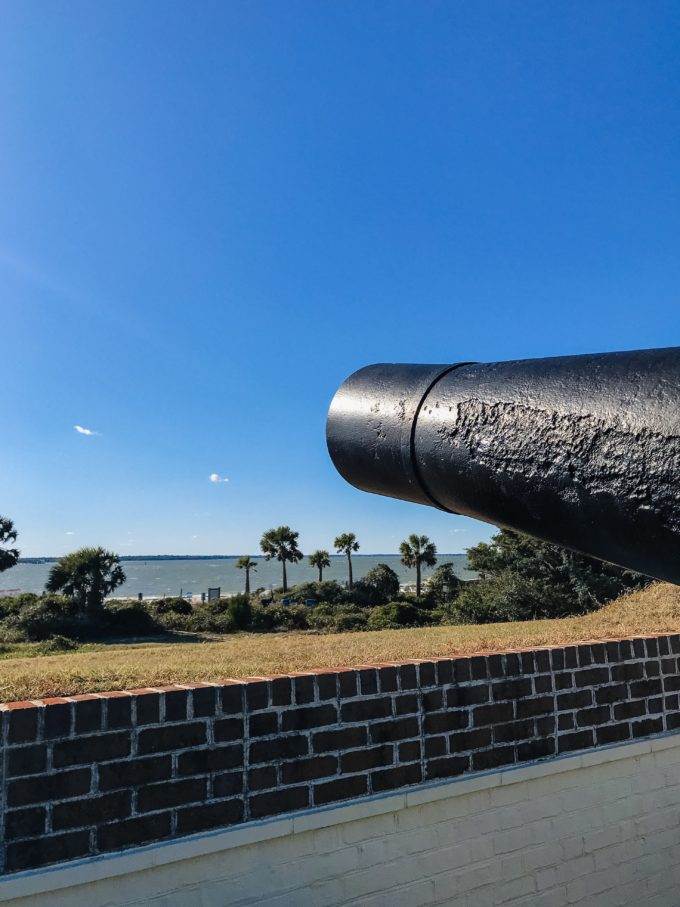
[3,554,474,599]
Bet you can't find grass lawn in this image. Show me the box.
[2,582,680,702]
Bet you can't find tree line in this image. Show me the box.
[1,514,649,630]
[0,517,442,605]
[251,526,437,597]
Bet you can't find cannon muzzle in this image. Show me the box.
[326,348,680,583]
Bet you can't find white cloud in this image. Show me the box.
[209,473,229,484]
[192,534,199,539]
[74,424,100,436]
[65,531,75,536]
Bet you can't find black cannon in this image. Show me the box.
[326,347,680,584]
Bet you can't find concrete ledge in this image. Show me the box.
[2,730,677,903]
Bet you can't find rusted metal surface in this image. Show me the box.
[326,348,680,583]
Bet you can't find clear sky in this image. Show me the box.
[2,2,679,557]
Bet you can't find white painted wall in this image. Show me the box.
[3,735,680,907]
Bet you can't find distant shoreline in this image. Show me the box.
[18,553,465,564]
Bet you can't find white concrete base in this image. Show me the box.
[3,734,680,906]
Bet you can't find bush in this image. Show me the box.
[451,572,575,624]
[367,601,425,630]
[0,593,39,620]
[152,597,192,615]
[101,600,162,637]
[307,603,368,632]
[466,529,648,618]
[198,611,236,633]
[268,604,309,631]
[354,564,400,606]
[249,603,277,632]
[225,594,252,630]
[425,563,462,605]
[5,595,82,641]
[282,581,346,606]
[244,603,308,632]
[332,609,369,632]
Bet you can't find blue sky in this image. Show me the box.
[2,2,679,557]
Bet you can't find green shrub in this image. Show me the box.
[357,564,400,605]
[5,595,81,641]
[307,603,336,630]
[239,603,307,632]
[449,572,579,623]
[282,581,346,606]
[269,604,309,631]
[249,604,277,632]
[226,594,252,630]
[425,563,462,605]
[466,529,648,618]
[0,624,23,644]
[332,609,369,632]
[152,597,192,615]
[0,593,39,620]
[367,601,425,630]
[101,600,162,637]
[307,603,367,632]
[184,605,235,634]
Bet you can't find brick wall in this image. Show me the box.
[2,632,680,877]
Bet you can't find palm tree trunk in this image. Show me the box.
[416,561,421,599]
[318,566,323,582]
[347,553,353,590]
[245,570,250,596]
[282,560,288,594]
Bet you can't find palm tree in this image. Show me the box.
[334,532,359,589]
[236,555,257,596]
[309,549,331,582]
[399,534,437,599]
[260,526,303,593]
[46,547,126,615]
[0,516,19,573]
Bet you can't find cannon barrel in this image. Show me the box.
[326,348,680,584]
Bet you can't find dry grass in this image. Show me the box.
[3,582,680,702]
